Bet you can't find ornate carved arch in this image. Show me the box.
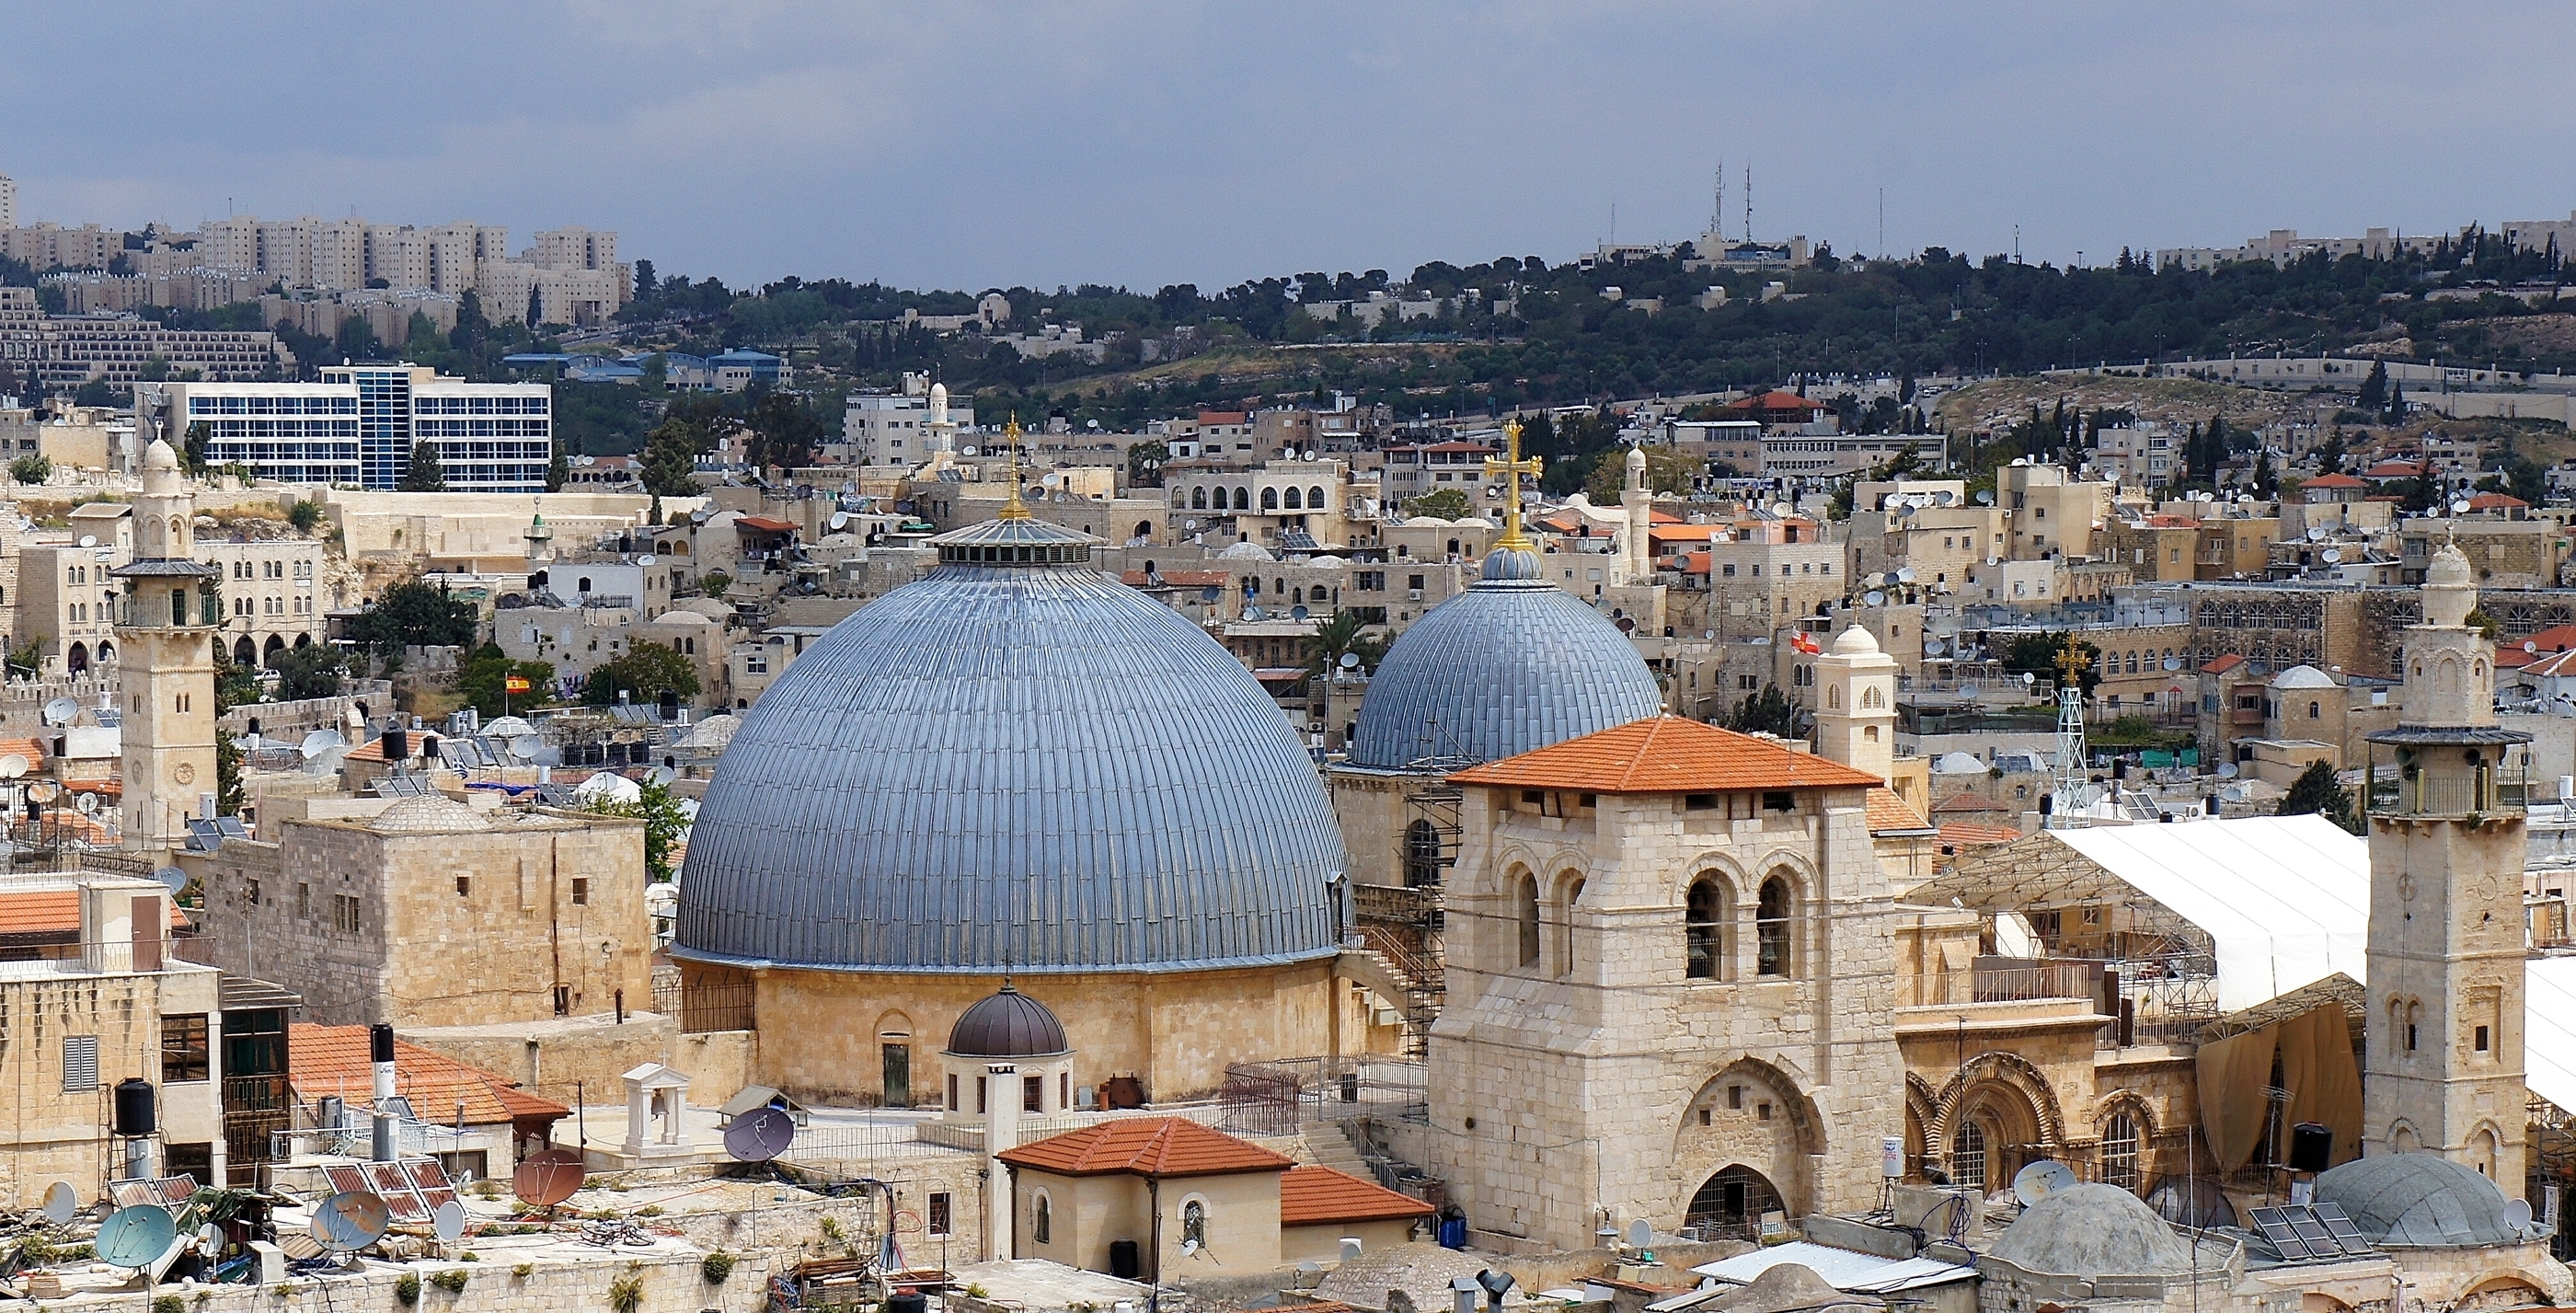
[2092,1087,2160,1145]
[1929,1050,2066,1151]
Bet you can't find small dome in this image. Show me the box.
[1479,544,1542,582]
[1624,444,1648,470]
[946,982,1070,1058]
[2272,664,2336,689]
[1990,1182,2193,1276]
[1829,626,1880,656]
[2427,543,2474,588]
[142,437,179,471]
[2314,1153,2533,1248]
[370,793,491,834]
[1218,540,1276,562]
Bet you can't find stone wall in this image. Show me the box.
[402,1014,756,1110]
[44,1250,768,1313]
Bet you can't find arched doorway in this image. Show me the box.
[64,642,86,674]
[234,636,258,665]
[263,634,287,666]
[1684,1165,1785,1240]
[92,641,111,664]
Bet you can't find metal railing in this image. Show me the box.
[2378,766,2529,817]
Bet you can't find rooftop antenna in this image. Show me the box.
[1711,159,1725,242]
[1743,162,1754,244]
[2015,225,2023,264]
[1879,187,1886,260]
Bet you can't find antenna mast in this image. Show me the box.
[2048,634,2092,829]
[1711,159,1725,243]
[1743,163,1753,245]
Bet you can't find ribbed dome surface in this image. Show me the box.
[1990,1182,2193,1275]
[1348,571,1664,770]
[674,544,1345,975]
[2314,1152,2531,1248]
[947,983,1071,1057]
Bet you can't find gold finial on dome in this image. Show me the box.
[997,416,1031,521]
[1484,420,1544,551]
[2054,632,2090,687]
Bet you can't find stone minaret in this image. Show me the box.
[111,436,221,853]
[1813,625,1899,783]
[2362,543,2530,1182]
[926,382,957,456]
[1620,442,1651,584]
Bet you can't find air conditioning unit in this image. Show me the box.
[1408,589,1423,600]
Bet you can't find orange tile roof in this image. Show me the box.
[2528,624,2576,653]
[2200,654,2247,674]
[1279,1165,1436,1227]
[1931,790,2006,814]
[996,1117,1294,1179]
[1450,716,1882,794]
[2301,473,2366,489]
[1939,820,2025,847]
[1866,787,1934,835]
[2468,492,2529,510]
[0,890,82,937]
[290,1024,569,1126]
[0,738,45,766]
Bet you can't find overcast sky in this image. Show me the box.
[9,2,2572,294]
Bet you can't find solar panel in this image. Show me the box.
[2312,1203,2373,1253]
[2250,1205,2317,1259]
[366,1161,431,1223]
[404,1158,461,1212]
[2250,1204,2373,1260]
[320,1163,371,1197]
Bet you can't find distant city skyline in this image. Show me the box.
[7,2,2572,292]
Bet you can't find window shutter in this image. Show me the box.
[63,1035,98,1091]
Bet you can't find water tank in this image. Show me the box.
[1109,1238,1141,1280]
[112,1077,155,1137]
[887,1295,927,1313]
[384,729,408,761]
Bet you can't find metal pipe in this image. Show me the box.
[370,1022,397,1161]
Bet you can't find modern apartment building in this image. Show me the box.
[145,365,551,490]
[0,174,14,229]
[0,288,287,389]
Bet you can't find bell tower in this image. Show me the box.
[111,435,220,853]
[2361,543,2529,1182]
[1812,625,1898,784]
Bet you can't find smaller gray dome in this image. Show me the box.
[2314,1153,2531,1248]
[946,983,1071,1058]
[1990,1183,2193,1276]
[1480,544,1542,582]
[370,794,491,834]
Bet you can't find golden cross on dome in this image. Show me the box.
[998,416,1031,520]
[2054,631,2090,686]
[1485,420,1544,551]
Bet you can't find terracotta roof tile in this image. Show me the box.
[2527,624,2576,653]
[1279,1165,1436,1227]
[1938,820,2025,847]
[2200,654,2247,674]
[996,1117,1294,1179]
[1931,791,2005,814]
[735,516,799,534]
[2301,474,2366,489]
[290,1024,569,1127]
[2468,492,2529,509]
[0,738,45,766]
[1866,787,1934,835]
[0,890,82,937]
[2526,649,2576,678]
[1450,716,1882,794]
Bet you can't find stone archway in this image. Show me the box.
[1673,1057,1823,1226]
[1683,1164,1787,1241]
[1929,1051,2067,1193]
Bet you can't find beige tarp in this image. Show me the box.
[2197,1023,2279,1171]
[2279,1004,2365,1166]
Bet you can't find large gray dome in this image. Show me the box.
[1990,1182,2194,1276]
[674,516,1345,975]
[1347,551,1664,770]
[2313,1153,2534,1248]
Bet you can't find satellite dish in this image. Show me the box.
[646,765,676,787]
[299,730,347,758]
[2505,1198,2535,1228]
[2321,548,2342,563]
[1291,605,1310,620]
[42,697,79,726]
[2306,526,2327,542]
[509,735,543,762]
[2528,641,2542,654]
[40,1181,76,1226]
[75,792,97,814]
[1926,639,1947,656]
[960,445,979,457]
[2451,498,2472,515]
[0,754,24,780]
[1896,567,1917,583]
[1626,1217,1652,1248]
[1897,503,1916,519]
[2163,657,2182,672]
[27,779,59,803]
[1865,591,1886,607]
[1339,651,1361,669]
[432,1200,467,1245]
[724,1106,797,1163]
[1975,490,1994,505]
[1935,489,1956,506]
[828,511,849,532]
[155,865,190,893]
[96,1205,178,1269]
[2012,1159,2078,1206]
[1865,572,1886,588]
[512,1148,585,1208]
[76,535,96,548]
[305,746,347,777]
[2021,672,2036,686]
[2218,762,2240,779]
[315,1191,391,1250]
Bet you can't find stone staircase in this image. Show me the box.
[1301,1121,1373,1176]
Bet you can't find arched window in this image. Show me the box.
[1557,876,1584,977]
[1685,878,1731,980]
[1952,1117,1989,1192]
[1283,487,1302,510]
[1402,820,1443,888]
[1756,874,1793,977]
[1861,685,1883,709]
[1826,686,1842,709]
[1180,1198,1207,1247]
[1191,487,1207,510]
[1261,486,1280,511]
[1864,725,1881,742]
[1515,872,1541,967]
[1033,1192,1052,1244]
[2103,1112,2141,1191]
[2309,700,2321,719]
[1309,486,1326,509]
[1233,487,1249,511]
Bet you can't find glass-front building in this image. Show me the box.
[154,365,550,490]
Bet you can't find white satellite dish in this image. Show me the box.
[1935,489,1955,506]
[42,697,79,726]
[154,866,189,893]
[432,1200,467,1244]
[2505,1198,2535,1228]
[2306,526,2327,542]
[298,730,346,759]
[2021,672,2036,686]
[2528,640,2542,654]
[1339,651,1361,669]
[2163,657,2182,671]
[76,535,96,548]
[1865,591,1886,607]
[2321,548,2341,563]
[75,792,97,814]
[1975,490,1994,505]
[1895,567,1916,583]
[2012,1159,2078,1206]
[1927,639,1947,656]
[2218,762,2240,779]
[305,746,346,777]
[646,765,676,787]
[508,734,543,762]
[2451,498,2472,515]
[0,754,25,780]
[960,445,979,456]
[40,1181,76,1226]
[638,555,656,566]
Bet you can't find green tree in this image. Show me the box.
[398,441,446,491]
[581,777,689,881]
[746,390,824,470]
[2357,360,2388,412]
[286,499,325,534]
[640,419,705,501]
[1402,488,1473,520]
[451,643,555,718]
[212,654,261,817]
[1127,439,1170,489]
[1300,610,1388,681]
[581,640,700,708]
[346,581,480,657]
[698,570,731,598]
[8,454,49,484]
[1722,684,1799,736]
[546,438,569,492]
[2278,759,2363,834]
[181,420,213,475]
[270,644,347,700]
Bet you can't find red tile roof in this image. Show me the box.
[2526,649,2576,678]
[2201,654,2248,674]
[997,1117,1295,1179]
[1451,716,1882,794]
[2301,474,2366,489]
[735,516,799,534]
[1866,787,1934,835]
[2468,492,2529,510]
[2527,624,2576,653]
[0,889,185,937]
[1279,1166,1437,1227]
[1721,390,1830,415]
[1938,820,2025,847]
[0,738,46,766]
[290,1024,569,1126]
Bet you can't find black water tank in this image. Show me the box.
[113,1078,155,1137]
[2289,1122,2334,1173]
[1109,1239,1141,1280]
[384,729,408,760]
[887,1295,927,1313]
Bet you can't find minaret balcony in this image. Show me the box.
[2363,728,2534,819]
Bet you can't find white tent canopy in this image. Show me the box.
[2524,958,2576,1114]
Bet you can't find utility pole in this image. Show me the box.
[1878,188,1885,260]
